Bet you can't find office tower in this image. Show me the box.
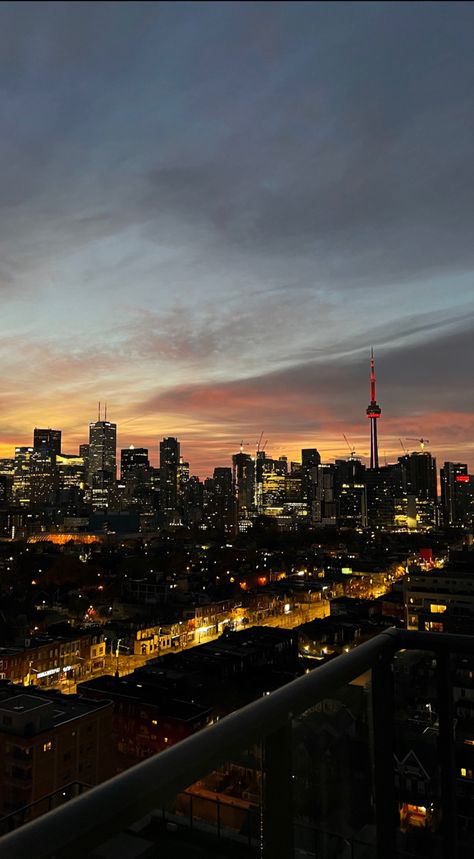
[13,447,34,506]
[29,448,57,508]
[366,349,381,469]
[275,456,288,476]
[301,448,321,514]
[88,419,117,510]
[159,437,180,514]
[232,451,255,517]
[0,460,14,507]
[398,450,437,530]
[262,471,286,513]
[312,464,337,526]
[88,420,117,485]
[212,467,234,527]
[33,428,61,455]
[335,458,367,528]
[56,453,86,514]
[185,475,204,525]
[365,464,403,530]
[121,447,150,481]
[79,443,90,479]
[440,462,473,527]
[178,458,190,508]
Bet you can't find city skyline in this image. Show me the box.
[1,3,473,475]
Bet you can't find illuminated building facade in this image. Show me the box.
[13,447,34,507]
[56,453,86,514]
[232,451,255,519]
[29,448,57,509]
[365,464,403,530]
[398,451,437,530]
[441,462,473,527]
[88,420,117,510]
[159,437,180,517]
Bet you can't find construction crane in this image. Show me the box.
[239,440,250,453]
[405,437,430,451]
[343,433,356,458]
[399,439,408,454]
[342,434,368,460]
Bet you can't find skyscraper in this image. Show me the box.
[366,350,381,469]
[301,448,321,516]
[13,447,34,507]
[440,462,472,527]
[88,419,117,509]
[159,437,180,514]
[398,450,437,530]
[33,428,61,455]
[121,447,150,482]
[232,451,255,518]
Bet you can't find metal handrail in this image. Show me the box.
[0,627,471,859]
[0,627,399,859]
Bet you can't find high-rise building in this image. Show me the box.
[440,462,473,527]
[312,464,337,526]
[159,437,180,514]
[365,464,403,530]
[366,349,381,469]
[33,428,61,455]
[56,453,86,514]
[335,458,367,528]
[232,451,255,519]
[88,421,116,485]
[29,448,57,508]
[13,447,34,507]
[398,451,437,530]
[301,448,321,514]
[178,458,190,508]
[88,420,117,510]
[209,467,234,529]
[121,447,150,481]
[0,460,14,507]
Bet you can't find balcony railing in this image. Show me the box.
[0,627,473,859]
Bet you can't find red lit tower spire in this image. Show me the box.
[366,348,381,469]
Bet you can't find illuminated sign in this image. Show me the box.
[37,667,60,679]
[455,475,469,483]
[341,567,352,575]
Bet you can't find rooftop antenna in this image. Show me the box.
[104,402,107,421]
[98,401,101,421]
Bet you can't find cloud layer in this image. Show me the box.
[0,2,473,474]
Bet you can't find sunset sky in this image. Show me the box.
[1,1,473,477]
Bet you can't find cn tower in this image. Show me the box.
[366,348,381,469]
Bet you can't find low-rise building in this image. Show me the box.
[0,683,113,822]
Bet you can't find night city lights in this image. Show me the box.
[0,3,473,858]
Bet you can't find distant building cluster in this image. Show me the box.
[0,354,472,537]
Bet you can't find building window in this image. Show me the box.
[430,604,446,614]
[43,741,52,752]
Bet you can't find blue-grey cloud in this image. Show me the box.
[0,1,472,469]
